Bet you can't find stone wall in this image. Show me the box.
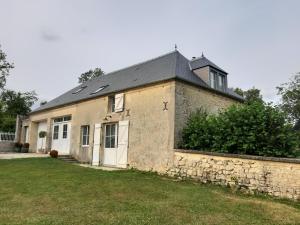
[174,81,240,147]
[0,142,15,152]
[166,150,300,201]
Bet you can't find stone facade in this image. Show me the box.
[166,150,300,201]
[22,81,176,172]
[174,81,239,147]
[19,80,241,172]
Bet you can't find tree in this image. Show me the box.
[0,45,14,90]
[277,73,300,127]
[78,67,105,84]
[0,90,38,132]
[234,87,264,104]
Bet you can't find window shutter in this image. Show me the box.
[115,93,124,112]
[92,123,101,166]
[117,120,129,168]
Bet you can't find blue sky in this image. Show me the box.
[0,0,299,105]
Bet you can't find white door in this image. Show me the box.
[103,121,129,168]
[103,123,118,166]
[37,121,47,152]
[92,124,101,166]
[51,122,71,155]
[117,120,129,168]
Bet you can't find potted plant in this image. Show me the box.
[22,143,30,153]
[14,142,23,152]
[38,131,47,153]
[50,150,58,158]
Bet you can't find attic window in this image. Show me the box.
[209,70,226,91]
[90,85,108,95]
[72,86,87,94]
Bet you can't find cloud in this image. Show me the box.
[41,30,62,42]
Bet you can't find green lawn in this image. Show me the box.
[0,158,299,225]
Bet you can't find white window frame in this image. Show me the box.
[109,96,115,113]
[62,124,68,139]
[104,123,118,148]
[53,125,59,140]
[81,125,90,147]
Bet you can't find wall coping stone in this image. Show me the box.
[175,149,300,164]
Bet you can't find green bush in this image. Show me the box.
[182,103,299,157]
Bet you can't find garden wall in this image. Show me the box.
[0,142,15,152]
[166,150,300,201]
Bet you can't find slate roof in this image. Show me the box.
[32,51,243,113]
[189,55,227,74]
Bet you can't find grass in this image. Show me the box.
[0,158,299,225]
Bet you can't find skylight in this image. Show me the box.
[90,85,108,95]
[72,86,87,94]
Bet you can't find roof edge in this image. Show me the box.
[30,77,243,115]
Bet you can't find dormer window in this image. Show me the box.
[209,69,226,91]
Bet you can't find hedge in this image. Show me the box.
[182,103,299,157]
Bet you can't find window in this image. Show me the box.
[81,125,89,146]
[54,115,72,123]
[209,71,216,88]
[63,116,72,121]
[24,126,29,143]
[108,96,115,112]
[53,125,59,140]
[217,75,225,91]
[62,124,68,139]
[209,69,226,91]
[54,117,63,123]
[72,86,87,94]
[105,124,117,148]
[90,85,108,95]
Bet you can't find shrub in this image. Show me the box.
[50,150,58,158]
[182,103,299,157]
[39,131,47,138]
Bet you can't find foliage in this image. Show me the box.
[0,90,38,132]
[39,131,47,138]
[50,150,58,158]
[0,90,38,116]
[277,73,300,128]
[0,45,14,90]
[234,87,264,104]
[0,114,16,132]
[182,103,299,157]
[78,67,105,84]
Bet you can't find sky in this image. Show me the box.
[0,0,299,107]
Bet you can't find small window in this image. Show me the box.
[81,125,89,146]
[54,117,63,123]
[105,123,117,148]
[90,85,108,95]
[53,125,59,140]
[72,86,87,94]
[108,96,115,113]
[63,116,72,121]
[62,124,68,139]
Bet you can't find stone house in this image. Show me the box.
[18,50,243,172]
